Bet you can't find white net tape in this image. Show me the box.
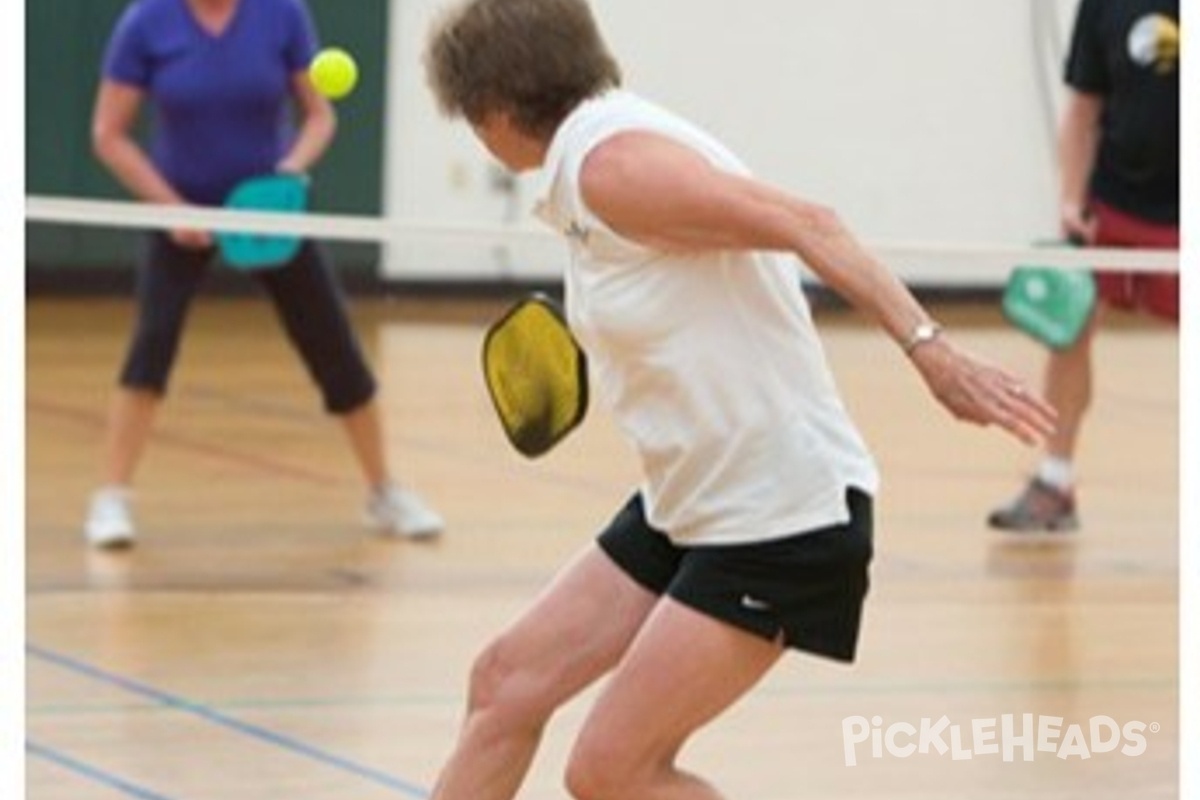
[26,194,1180,274]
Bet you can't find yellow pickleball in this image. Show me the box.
[309,48,358,100]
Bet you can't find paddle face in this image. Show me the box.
[217,174,309,270]
[1002,265,1097,349]
[481,294,588,458]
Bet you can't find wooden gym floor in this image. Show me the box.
[25,295,1178,799]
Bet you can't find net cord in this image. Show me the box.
[26,194,1180,273]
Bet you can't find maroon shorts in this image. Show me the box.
[1090,200,1179,322]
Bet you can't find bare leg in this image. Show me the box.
[432,546,659,800]
[1041,308,1100,462]
[100,388,161,485]
[338,398,389,487]
[565,598,784,800]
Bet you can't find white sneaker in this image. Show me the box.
[365,483,444,540]
[84,487,136,549]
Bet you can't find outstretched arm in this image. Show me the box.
[579,131,1057,445]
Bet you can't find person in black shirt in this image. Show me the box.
[989,0,1179,531]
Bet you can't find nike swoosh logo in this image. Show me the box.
[740,594,772,611]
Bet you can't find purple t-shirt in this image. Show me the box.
[102,0,318,205]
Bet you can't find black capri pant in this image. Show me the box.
[119,233,377,414]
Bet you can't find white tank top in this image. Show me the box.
[535,90,879,545]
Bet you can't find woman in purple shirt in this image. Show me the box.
[85,0,443,547]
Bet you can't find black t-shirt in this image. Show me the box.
[1065,0,1179,222]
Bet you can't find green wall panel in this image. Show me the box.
[26,0,388,275]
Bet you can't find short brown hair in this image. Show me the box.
[424,0,622,139]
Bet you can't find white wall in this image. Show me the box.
[382,0,1080,285]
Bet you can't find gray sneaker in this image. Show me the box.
[987,478,1078,532]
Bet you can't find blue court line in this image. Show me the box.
[27,740,178,800]
[27,644,431,798]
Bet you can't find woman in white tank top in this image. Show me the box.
[423,1,1056,798]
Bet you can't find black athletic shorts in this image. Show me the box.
[597,488,873,662]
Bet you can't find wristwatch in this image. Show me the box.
[902,321,943,355]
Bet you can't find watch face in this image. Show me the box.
[904,323,941,354]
